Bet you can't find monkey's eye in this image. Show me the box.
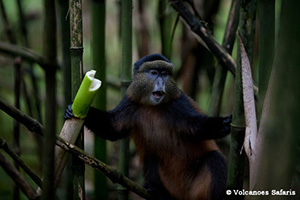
[161,71,168,77]
[150,70,158,76]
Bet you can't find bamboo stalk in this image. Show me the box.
[58,0,71,108]
[159,0,172,59]
[239,0,257,66]
[258,0,274,120]
[54,71,101,193]
[41,0,57,199]
[226,0,257,196]
[0,0,16,44]
[136,0,149,57]
[16,0,28,46]
[225,40,246,199]
[57,0,72,198]
[255,0,300,193]
[69,0,85,198]
[91,0,108,199]
[16,0,43,162]
[119,0,132,199]
[13,58,21,200]
[209,0,240,116]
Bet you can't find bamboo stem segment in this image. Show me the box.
[53,70,101,189]
[72,70,102,118]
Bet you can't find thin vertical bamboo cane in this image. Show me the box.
[239,0,257,66]
[136,0,149,57]
[225,42,246,200]
[159,0,172,59]
[13,58,21,200]
[118,0,132,199]
[92,0,108,199]
[226,0,257,197]
[69,0,85,199]
[16,0,43,124]
[258,0,274,121]
[209,0,239,116]
[41,0,57,199]
[57,0,73,199]
[16,0,44,166]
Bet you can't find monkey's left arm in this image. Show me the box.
[171,94,231,140]
[64,96,135,141]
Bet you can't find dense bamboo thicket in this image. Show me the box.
[0,0,299,199]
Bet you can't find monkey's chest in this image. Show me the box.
[130,110,179,155]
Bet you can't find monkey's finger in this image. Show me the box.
[64,104,74,119]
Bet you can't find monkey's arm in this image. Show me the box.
[64,96,134,141]
[171,94,231,140]
[84,108,127,141]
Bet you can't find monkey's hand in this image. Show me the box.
[64,103,75,119]
[221,115,232,136]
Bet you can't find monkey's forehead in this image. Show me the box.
[138,60,174,74]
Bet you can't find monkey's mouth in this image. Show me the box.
[152,91,165,99]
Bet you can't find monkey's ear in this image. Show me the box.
[133,54,171,75]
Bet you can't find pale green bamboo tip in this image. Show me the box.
[72,70,102,118]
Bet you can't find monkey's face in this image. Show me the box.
[148,69,168,105]
[127,61,180,105]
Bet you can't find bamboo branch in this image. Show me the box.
[0,138,43,188]
[0,41,59,71]
[56,137,152,199]
[0,98,43,135]
[0,152,38,200]
[169,0,236,75]
[0,97,152,199]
